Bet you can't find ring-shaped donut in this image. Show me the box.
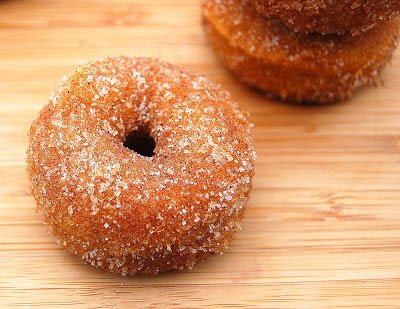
[27,56,256,275]
[202,0,400,103]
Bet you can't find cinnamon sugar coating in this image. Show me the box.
[202,0,400,103]
[26,56,256,275]
[254,0,400,35]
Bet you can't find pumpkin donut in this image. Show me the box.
[27,56,256,275]
[254,0,400,35]
[202,0,400,103]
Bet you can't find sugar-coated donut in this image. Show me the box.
[254,0,400,35]
[202,0,400,103]
[27,56,256,275]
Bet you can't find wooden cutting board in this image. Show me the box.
[1,0,400,307]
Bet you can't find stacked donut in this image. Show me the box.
[202,0,400,103]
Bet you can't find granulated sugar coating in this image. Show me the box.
[254,0,400,35]
[26,56,256,275]
[202,0,400,103]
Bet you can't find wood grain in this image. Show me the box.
[1,0,400,307]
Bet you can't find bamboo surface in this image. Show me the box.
[1,0,400,308]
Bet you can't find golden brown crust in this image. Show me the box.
[254,0,400,35]
[202,0,400,103]
[26,56,256,275]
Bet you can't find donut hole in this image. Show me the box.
[123,129,155,157]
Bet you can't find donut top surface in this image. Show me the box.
[254,0,400,34]
[27,56,256,274]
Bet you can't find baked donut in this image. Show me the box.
[202,0,400,103]
[27,56,256,275]
[254,0,400,35]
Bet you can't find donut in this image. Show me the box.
[26,56,256,275]
[254,0,400,35]
[202,0,400,103]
